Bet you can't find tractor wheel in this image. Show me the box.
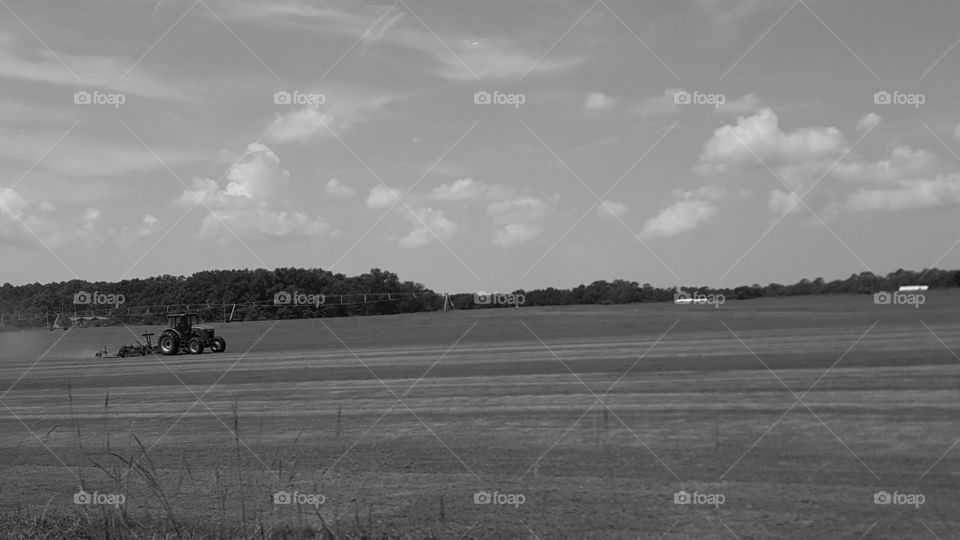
[187,337,204,354]
[210,337,226,353]
[159,334,179,355]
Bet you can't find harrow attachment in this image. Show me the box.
[95,333,160,358]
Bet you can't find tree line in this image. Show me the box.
[0,267,958,329]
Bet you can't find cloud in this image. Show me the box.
[847,174,960,212]
[399,207,458,248]
[636,88,682,116]
[114,214,163,248]
[585,92,617,111]
[0,188,115,248]
[0,129,203,178]
[136,214,160,236]
[429,178,486,201]
[326,178,357,197]
[832,146,937,182]
[954,123,960,141]
[45,207,104,248]
[266,90,400,144]
[697,108,847,174]
[0,32,198,101]
[176,143,333,240]
[445,37,581,80]
[494,223,542,248]
[857,112,882,131]
[198,208,333,240]
[597,200,628,218]
[224,5,580,80]
[0,100,77,124]
[640,187,722,239]
[266,108,335,144]
[219,143,290,203]
[0,188,37,247]
[366,185,402,209]
[698,0,784,24]
[428,178,514,202]
[718,94,762,114]
[488,196,550,247]
[767,190,804,215]
[695,109,940,218]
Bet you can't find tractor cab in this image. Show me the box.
[168,313,200,333]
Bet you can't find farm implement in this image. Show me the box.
[94,312,227,358]
[96,332,159,358]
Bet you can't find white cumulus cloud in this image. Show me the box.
[585,92,617,111]
[399,207,458,248]
[847,174,960,212]
[640,187,723,239]
[176,143,333,240]
[597,200,628,218]
[856,112,882,131]
[326,178,357,197]
[488,196,550,247]
[366,185,402,209]
[697,108,847,174]
[429,178,514,202]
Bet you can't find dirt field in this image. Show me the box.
[1,293,958,538]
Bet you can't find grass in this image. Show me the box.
[1,293,959,538]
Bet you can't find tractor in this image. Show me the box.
[157,312,226,355]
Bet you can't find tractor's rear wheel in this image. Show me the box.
[187,337,204,354]
[159,334,179,355]
[210,337,226,353]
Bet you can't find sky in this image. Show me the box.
[1,0,959,293]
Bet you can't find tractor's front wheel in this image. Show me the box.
[187,337,204,354]
[210,337,226,353]
[159,334,179,355]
